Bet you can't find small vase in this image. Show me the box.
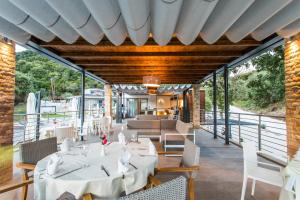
[100,144,106,156]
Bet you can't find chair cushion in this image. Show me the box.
[182,139,200,178]
[248,166,283,187]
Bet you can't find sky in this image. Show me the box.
[15,44,27,52]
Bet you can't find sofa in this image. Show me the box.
[160,120,194,150]
[136,115,168,120]
[127,118,194,147]
[127,119,162,141]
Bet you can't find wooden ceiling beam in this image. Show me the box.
[60,51,242,58]
[77,63,221,67]
[40,37,261,47]
[92,71,211,75]
[86,66,217,71]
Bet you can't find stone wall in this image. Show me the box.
[0,40,15,146]
[285,36,300,156]
[104,84,112,118]
[192,84,201,128]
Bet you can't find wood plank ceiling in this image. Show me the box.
[34,35,264,84]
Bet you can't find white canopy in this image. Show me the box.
[0,0,300,45]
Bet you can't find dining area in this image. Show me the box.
[0,121,200,200]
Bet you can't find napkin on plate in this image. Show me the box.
[149,141,156,155]
[47,154,63,175]
[61,138,73,152]
[118,132,126,145]
[118,150,132,173]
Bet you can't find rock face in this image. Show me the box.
[0,40,15,146]
[285,35,300,156]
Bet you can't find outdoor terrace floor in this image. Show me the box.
[0,127,281,200]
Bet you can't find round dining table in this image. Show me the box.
[34,138,158,200]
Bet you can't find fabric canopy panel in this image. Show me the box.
[113,84,191,95]
[1,0,300,45]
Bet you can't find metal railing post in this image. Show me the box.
[238,113,241,144]
[258,115,262,151]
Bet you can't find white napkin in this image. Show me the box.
[118,150,132,173]
[61,138,73,152]
[149,141,156,155]
[47,154,63,176]
[118,132,126,145]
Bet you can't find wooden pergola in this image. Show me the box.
[32,35,268,84]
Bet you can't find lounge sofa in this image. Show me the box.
[136,114,168,120]
[160,119,194,151]
[127,119,162,141]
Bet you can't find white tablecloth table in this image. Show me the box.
[34,138,157,200]
[39,126,74,143]
[279,159,300,200]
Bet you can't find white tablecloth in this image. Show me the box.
[34,138,157,200]
[279,159,300,200]
[39,126,74,143]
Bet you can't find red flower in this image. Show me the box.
[102,138,107,145]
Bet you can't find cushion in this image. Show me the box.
[161,119,177,130]
[127,120,161,129]
[175,120,192,135]
[161,130,185,142]
[182,139,200,178]
[136,115,158,120]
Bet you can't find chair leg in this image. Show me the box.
[21,172,29,200]
[251,179,256,196]
[241,175,247,200]
[188,178,195,200]
[83,193,92,200]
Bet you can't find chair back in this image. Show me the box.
[242,141,258,174]
[182,139,200,178]
[119,176,187,200]
[19,137,57,165]
[55,126,75,143]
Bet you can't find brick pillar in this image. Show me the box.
[200,90,205,123]
[0,39,15,146]
[104,84,112,117]
[192,84,201,128]
[285,35,300,156]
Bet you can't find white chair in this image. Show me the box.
[241,141,283,200]
[284,175,300,200]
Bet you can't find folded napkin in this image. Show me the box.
[118,150,132,173]
[149,141,156,155]
[47,154,63,176]
[61,138,73,152]
[118,132,126,145]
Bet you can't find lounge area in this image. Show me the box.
[1,0,300,199]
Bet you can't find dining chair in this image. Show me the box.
[57,192,92,200]
[241,141,283,200]
[155,139,200,200]
[119,176,187,200]
[283,175,300,200]
[16,137,58,200]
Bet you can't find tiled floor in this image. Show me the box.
[0,127,281,200]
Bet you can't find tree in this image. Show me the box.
[15,50,103,104]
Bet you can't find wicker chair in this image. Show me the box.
[119,176,187,200]
[16,137,58,200]
[156,139,200,200]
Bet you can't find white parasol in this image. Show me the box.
[25,93,37,140]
